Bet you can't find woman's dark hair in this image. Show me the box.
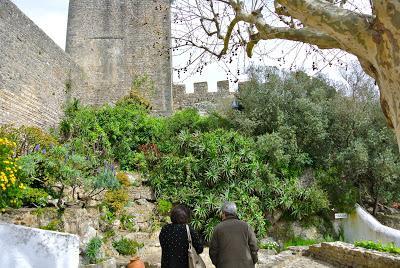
[170,204,190,224]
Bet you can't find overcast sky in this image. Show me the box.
[12,0,69,49]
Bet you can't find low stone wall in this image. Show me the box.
[0,222,79,268]
[309,242,400,268]
[337,204,400,246]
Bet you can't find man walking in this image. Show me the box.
[209,202,259,268]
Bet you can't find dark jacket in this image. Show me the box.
[159,223,204,268]
[209,216,258,268]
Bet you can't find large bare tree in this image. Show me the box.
[172,0,400,150]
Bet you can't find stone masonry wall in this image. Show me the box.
[0,0,87,129]
[309,242,400,268]
[173,80,235,112]
[66,0,172,114]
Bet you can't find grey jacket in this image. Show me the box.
[209,216,259,268]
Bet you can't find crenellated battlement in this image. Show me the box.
[174,80,230,95]
[172,80,238,112]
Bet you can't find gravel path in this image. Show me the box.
[136,243,335,268]
[275,256,335,268]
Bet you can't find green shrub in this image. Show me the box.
[0,137,25,209]
[228,66,400,213]
[131,152,149,173]
[148,126,331,240]
[157,199,172,216]
[21,187,49,207]
[18,145,120,206]
[85,237,103,264]
[117,75,154,110]
[112,238,144,256]
[149,129,269,240]
[259,241,279,251]
[283,237,318,249]
[0,126,58,156]
[100,206,117,225]
[162,109,230,140]
[60,99,160,171]
[40,219,62,231]
[266,177,330,220]
[104,189,129,213]
[316,168,358,212]
[116,172,131,187]
[117,89,151,110]
[102,229,116,241]
[354,241,400,255]
[120,214,136,231]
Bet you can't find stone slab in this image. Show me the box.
[0,222,79,268]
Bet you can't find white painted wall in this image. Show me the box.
[336,204,400,246]
[0,222,79,268]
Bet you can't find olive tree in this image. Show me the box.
[172,0,400,150]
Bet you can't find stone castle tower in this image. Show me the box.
[65,0,172,113]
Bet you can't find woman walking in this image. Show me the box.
[159,204,204,268]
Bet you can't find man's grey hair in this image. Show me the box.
[221,201,237,216]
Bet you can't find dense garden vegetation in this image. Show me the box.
[1,68,399,242]
[354,241,400,255]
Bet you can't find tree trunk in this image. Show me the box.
[357,12,400,151]
[372,196,379,216]
[378,78,400,151]
[368,63,400,152]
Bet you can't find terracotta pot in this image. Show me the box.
[127,256,145,268]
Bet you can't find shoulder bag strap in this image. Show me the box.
[186,224,193,250]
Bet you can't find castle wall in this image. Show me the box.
[173,80,235,113]
[66,0,172,113]
[0,0,86,129]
